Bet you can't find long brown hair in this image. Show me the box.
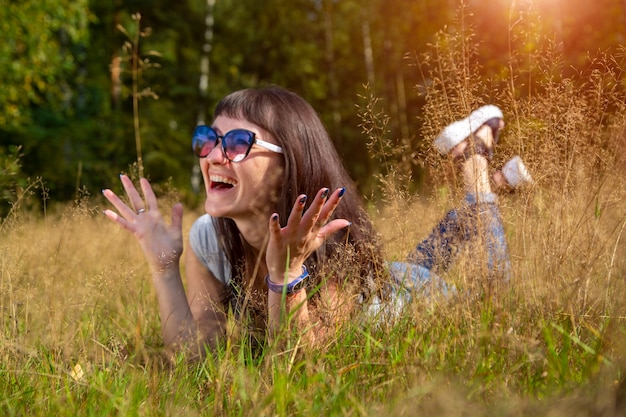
[211,86,385,300]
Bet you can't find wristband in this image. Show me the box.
[265,265,310,295]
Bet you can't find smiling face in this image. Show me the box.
[200,115,285,222]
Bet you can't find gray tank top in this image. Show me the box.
[188,214,233,286]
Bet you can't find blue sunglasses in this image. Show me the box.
[192,125,283,162]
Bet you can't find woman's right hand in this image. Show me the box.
[266,187,350,283]
[102,174,184,273]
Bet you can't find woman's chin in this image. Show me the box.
[204,200,230,218]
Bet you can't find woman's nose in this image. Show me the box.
[205,140,227,163]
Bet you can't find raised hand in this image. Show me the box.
[102,175,184,273]
[266,187,350,283]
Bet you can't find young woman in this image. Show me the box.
[102,86,386,355]
[103,88,521,355]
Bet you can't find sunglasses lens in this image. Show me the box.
[192,126,218,157]
[223,130,254,162]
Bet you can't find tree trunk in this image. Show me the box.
[197,0,216,125]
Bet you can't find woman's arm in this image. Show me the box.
[149,249,228,354]
[184,245,229,350]
[266,278,358,346]
[103,175,226,355]
[265,187,351,342]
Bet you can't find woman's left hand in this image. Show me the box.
[266,187,350,283]
[102,175,184,274]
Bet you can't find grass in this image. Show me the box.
[0,178,625,415]
[1,199,624,416]
[3,12,626,417]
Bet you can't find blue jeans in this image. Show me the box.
[407,192,510,281]
[374,193,511,315]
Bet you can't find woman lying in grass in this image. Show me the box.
[103,86,386,355]
[102,86,521,356]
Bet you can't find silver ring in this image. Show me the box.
[136,208,146,214]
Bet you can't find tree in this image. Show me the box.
[0,0,91,129]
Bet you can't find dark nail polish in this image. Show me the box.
[272,214,279,222]
[345,222,352,228]
[321,188,329,199]
[299,195,307,205]
[338,187,346,198]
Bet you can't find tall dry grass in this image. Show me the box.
[361,7,626,414]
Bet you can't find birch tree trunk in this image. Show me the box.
[197,0,216,125]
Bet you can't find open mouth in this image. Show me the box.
[209,174,236,190]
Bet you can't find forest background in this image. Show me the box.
[2,0,624,209]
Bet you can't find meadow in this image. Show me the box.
[2,32,626,417]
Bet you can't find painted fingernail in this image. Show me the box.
[338,187,346,198]
[321,188,329,199]
[345,222,352,228]
[299,195,307,205]
[272,213,279,222]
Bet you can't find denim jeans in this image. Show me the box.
[370,193,511,317]
[407,192,510,281]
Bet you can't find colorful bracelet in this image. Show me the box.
[265,265,310,295]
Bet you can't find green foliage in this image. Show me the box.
[0,146,24,210]
[3,0,626,204]
[0,0,91,128]
[0,146,50,222]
